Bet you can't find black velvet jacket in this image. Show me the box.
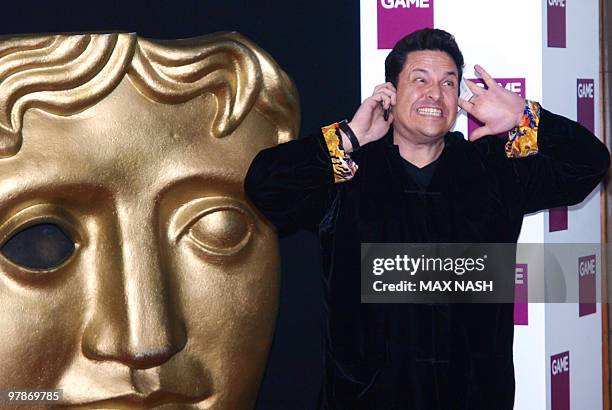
[245,109,610,410]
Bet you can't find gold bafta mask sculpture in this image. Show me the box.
[0,32,299,409]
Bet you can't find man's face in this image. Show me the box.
[393,50,459,143]
[0,78,280,409]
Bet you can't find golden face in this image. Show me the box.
[0,77,281,409]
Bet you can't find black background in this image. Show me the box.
[0,1,361,408]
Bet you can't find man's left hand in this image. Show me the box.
[458,65,526,141]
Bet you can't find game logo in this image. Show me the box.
[377,0,434,49]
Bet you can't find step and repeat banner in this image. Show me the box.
[360,1,603,409]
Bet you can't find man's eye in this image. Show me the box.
[1,223,75,270]
[188,209,251,256]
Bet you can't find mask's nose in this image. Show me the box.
[81,204,186,369]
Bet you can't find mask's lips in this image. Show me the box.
[62,389,214,408]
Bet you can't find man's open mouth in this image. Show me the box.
[416,107,443,117]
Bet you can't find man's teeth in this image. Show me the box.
[417,108,442,117]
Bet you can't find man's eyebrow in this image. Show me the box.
[409,68,458,77]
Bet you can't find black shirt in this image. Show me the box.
[401,156,439,191]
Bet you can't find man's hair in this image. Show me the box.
[385,28,464,87]
[0,32,299,158]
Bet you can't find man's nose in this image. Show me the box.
[81,206,186,369]
[426,82,442,100]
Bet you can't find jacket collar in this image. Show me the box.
[382,127,466,152]
[379,127,466,193]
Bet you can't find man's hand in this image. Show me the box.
[345,83,396,149]
[458,65,526,141]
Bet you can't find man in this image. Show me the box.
[245,28,610,409]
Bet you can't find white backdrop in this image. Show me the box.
[360,1,603,408]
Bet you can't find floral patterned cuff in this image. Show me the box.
[321,122,358,183]
[505,100,541,158]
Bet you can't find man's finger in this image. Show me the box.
[375,88,397,105]
[474,65,496,89]
[376,94,391,110]
[458,98,474,114]
[373,82,396,94]
[464,79,485,96]
[362,94,386,113]
[368,93,385,104]
[469,125,492,141]
[380,81,396,91]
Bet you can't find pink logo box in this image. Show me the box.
[577,79,595,133]
[550,79,597,233]
[514,263,528,325]
[547,0,567,48]
[578,254,596,317]
[551,351,570,410]
[549,206,568,232]
[377,0,434,49]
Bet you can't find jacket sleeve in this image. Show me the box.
[244,133,338,235]
[511,107,610,214]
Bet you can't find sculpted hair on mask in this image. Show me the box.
[0,32,299,158]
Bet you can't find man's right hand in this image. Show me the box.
[342,83,396,152]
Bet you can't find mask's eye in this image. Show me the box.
[1,222,75,270]
[188,209,251,256]
[169,197,255,258]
